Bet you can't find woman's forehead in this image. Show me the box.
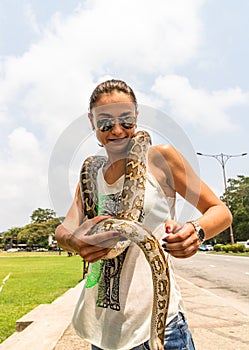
[92,102,136,118]
[92,90,134,106]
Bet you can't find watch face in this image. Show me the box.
[187,221,206,243]
[198,229,205,243]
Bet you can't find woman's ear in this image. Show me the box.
[88,112,95,130]
[135,109,139,128]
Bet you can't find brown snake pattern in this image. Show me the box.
[80,130,170,350]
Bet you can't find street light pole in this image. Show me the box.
[197,152,247,244]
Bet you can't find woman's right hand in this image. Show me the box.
[67,216,121,262]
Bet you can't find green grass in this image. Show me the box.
[0,252,83,344]
[209,251,249,257]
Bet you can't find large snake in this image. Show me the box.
[80,130,170,350]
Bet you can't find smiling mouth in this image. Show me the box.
[109,138,128,143]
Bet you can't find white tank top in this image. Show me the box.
[72,166,185,350]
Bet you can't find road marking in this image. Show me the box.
[175,274,217,296]
[189,321,238,328]
[209,264,216,267]
[245,272,249,275]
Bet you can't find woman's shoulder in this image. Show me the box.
[148,144,187,184]
[148,145,177,194]
[150,144,182,164]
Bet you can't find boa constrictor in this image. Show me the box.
[80,130,170,350]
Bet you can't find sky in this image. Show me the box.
[0,0,249,231]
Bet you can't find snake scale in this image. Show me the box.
[80,130,170,350]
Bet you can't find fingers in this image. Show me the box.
[74,215,113,238]
[163,236,199,258]
[91,215,112,224]
[164,219,182,235]
[78,233,122,262]
[72,216,124,262]
[77,230,121,247]
[162,222,200,258]
[73,229,122,262]
[79,247,112,263]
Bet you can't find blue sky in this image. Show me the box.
[0,0,248,231]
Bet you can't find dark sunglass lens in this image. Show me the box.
[96,116,136,132]
[120,116,136,129]
[97,119,114,132]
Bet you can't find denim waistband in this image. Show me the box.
[167,312,186,327]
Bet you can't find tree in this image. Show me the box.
[220,175,249,243]
[30,208,56,223]
[2,208,62,250]
[18,223,49,248]
[2,227,22,249]
[17,218,61,249]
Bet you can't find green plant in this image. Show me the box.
[214,243,247,254]
[235,244,246,253]
[214,244,222,252]
[222,244,232,253]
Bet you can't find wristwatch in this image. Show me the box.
[187,220,206,244]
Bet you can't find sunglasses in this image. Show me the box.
[96,116,136,132]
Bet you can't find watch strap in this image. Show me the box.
[187,220,206,244]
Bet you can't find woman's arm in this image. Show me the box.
[55,183,84,252]
[153,144,232,258]
[55,183,121,262]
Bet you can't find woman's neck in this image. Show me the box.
[103,157,126,185]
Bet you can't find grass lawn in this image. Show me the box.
[209,251,249,257]
[0,251,83,344]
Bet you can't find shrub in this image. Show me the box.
[214,243,248,253]
[214,244,222,252]
[222,244,232,253]
[236,244,246,253]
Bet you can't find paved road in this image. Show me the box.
[172,252,249,316]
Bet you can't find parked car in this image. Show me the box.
[237,241,249,249]
[7,248,19,252]
[206,244,214,251]
[198,244,209,251]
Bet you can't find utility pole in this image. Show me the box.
[197,152,247,244]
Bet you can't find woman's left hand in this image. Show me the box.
[161,219,200,258]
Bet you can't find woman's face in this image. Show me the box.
[89,91,137,155]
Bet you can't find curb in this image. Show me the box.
[0,281,85,350]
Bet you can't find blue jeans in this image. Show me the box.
[91,312,195,350]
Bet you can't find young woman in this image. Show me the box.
[55,79,232,350]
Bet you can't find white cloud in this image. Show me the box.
[1,0,248,230]
[0,128,49,229]
[0,104,8,125]
[0,0,204,132]
[24,3,41,35]
[152,74,249,131]
[8,127,41,162]
[0,0,207,230]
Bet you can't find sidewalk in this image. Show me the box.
[54,275,249,350]
[176,276,249,350]
[1,275,249,350]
